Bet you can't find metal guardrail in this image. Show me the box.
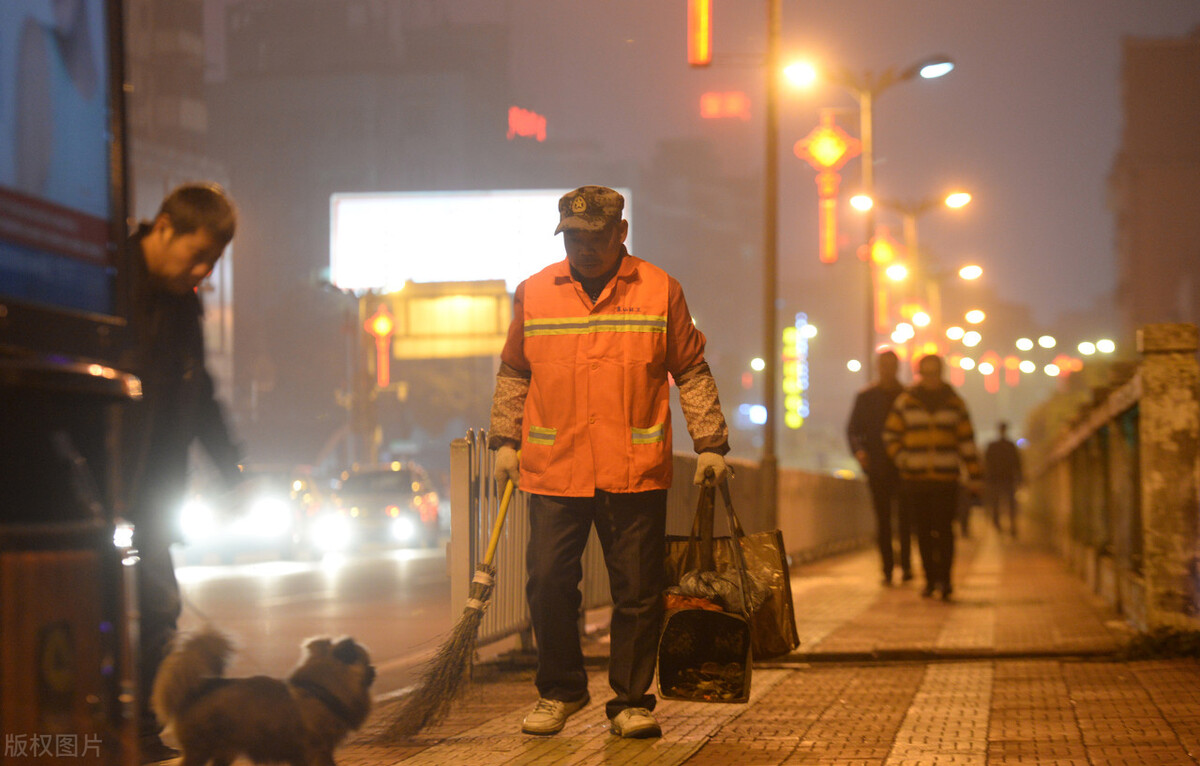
[448,431,609,648]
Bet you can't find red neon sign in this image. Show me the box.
[699,91,750,121]
[507,106,546,142]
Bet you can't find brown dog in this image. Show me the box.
[151,628,375,766]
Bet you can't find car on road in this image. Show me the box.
[176,465,324,563]
[310,461,441,553]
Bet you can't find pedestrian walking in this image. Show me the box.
[488,185,731,739]
[117,183,244,762]
[846,349,911,585]
[984,421,1023,537]
[883,354,981,600]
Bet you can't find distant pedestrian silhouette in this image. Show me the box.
[984,421,1023,537]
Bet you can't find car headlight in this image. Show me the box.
[181,498,217,543]
[241,496,293,538]
[391,516,417,542]
[311,514,352,551]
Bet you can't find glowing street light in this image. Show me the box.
[790,53,956,378]
[1078,341,1096,356]
[960,357,976,370]
[1038,335,1057,349]
[1045,363,1061,377]
[978,361,995,375]
[962,330,982,347]
[1016,337,1034,351]
[965,309,986,325]
[847,359,862,372]
[946,325,965,340]
[958,264,983,280]
[1019,360,1036,374]
[1097,339,1116,354]
[912,311,931,327]
[750,357,766,371]
[944,191,972,208]
[885,263,908,281]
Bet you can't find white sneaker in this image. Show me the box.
[609,707,662,738]
[520,694,589,735]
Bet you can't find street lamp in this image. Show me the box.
[794,54,955,377]
[854,189,972,354]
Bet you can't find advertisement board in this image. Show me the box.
[0,0,128,362]
[330,188,634,293]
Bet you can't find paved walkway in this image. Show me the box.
[339,525,1200,765]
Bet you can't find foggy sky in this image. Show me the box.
[496,0,1200,325]
[205,0,1199,324]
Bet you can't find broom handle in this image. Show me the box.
[482,479,514,567]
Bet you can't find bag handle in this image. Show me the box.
[713,477,756,617]
[678,469,754,618]
[681,483,716,573]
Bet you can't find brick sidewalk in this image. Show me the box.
[337,526,1200,766]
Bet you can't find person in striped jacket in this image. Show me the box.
[882,354,982,600]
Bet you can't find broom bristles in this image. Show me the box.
[379,565,496,740]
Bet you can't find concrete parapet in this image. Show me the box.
[1135,322,1200,627]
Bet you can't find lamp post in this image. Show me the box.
[792,55,956,378]
[853,190,972,353]
[761,0,781,522]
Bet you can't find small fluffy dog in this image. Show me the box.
[151,628,375,766]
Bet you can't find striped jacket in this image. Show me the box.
[882,383,981,484]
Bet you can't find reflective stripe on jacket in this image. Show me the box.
[511,254,704,495]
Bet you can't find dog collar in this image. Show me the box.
[292,678,357,725]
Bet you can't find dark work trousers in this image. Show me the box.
[986,482,1019,536]
[901,483,960,592]
[867,473,911,578]
[526,490,667,720]
[135,536,182,736]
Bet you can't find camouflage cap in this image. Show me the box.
[554,186,625,234]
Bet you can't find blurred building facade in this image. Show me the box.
[125,0,234,408]
[1110,26,1200,344]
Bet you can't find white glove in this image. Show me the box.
[693,452,728,487]
[494,445,520,489]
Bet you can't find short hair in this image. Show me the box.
[918,354,943,373]
[156,183,237,246]
[877,349,899,362]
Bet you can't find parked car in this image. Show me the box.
[175,465,323,563]
[312,461,441,552]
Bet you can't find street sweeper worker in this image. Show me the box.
[488,185,731,740]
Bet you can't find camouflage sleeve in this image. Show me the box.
[675,361,730,455]
[488,362,529,450]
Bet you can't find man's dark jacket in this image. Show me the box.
[118,224,240,542]
[846,382,903,483]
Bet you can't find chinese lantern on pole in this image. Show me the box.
[363,303,395,388]
[794,109,861,264]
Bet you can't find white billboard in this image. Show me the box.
[330,188,633,293]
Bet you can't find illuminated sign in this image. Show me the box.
[507,106,546,142]
[688,0,712,66]
[330,188,633,293]
[699,91,750,121]
[782,313,811,430]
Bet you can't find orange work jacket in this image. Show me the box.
[512,255,704,496]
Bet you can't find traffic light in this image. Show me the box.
[687,0,712,67]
